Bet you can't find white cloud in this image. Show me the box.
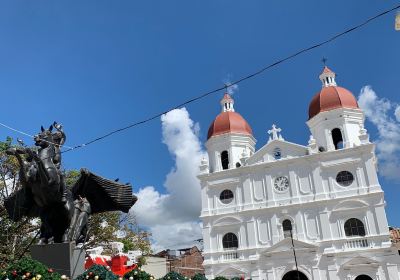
[358,86,400,180]
[150,222,203,253]
[131,108,207,251]
[395,106,400,122]
[223,75,239,95]
[226,83,238,95]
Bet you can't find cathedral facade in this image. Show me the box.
[198,66,400,280]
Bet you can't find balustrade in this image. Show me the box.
[345,238,369,249]
[221,251,238,261]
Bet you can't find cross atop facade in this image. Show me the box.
[268,124,282,141]
[322,57,328,66]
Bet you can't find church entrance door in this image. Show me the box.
[282,270,308,280]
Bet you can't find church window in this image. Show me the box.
[221,151,229,170]
[222,232,238,249]
[344,218,366,237]
[336,171,354,186]
[332,128,344,150]
[273,148,281,160]
[220,189,234,204]
[282,219,292,238]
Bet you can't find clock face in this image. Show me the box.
[274,176,289,192]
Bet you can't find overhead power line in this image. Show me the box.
[1,4,399,155]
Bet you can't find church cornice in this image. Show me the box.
[198,142,375,181]
[200,189,384,219]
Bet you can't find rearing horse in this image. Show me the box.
[6,124,137,245]
[7,125,74,243]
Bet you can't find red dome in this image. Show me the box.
[207,111,253,140]
[308,86,359,119]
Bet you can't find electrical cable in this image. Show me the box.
[59,3,400,155]
[1,5,399,262]
[0,4,399,156]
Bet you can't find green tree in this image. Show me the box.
[0,137,39,268]
[0,139,151,267]
[65,170,152,256]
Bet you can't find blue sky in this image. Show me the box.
[0,1,399,248]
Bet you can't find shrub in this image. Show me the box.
[75,265,117,280]
[123,267,152,280]
[213,277,228,280]
[192,274,207,280]
[160,272,185,280]
[0,256,61,280]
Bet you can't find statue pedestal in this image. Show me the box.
[31,242,85,279]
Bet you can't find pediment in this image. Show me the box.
[213,216,242,227]
[215,265,248,276]
[332,199,369,213]
[341,256,379,268]
[261,238,318,255]
[247,139,307,165]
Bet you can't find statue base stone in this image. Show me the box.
[31,242,85,279]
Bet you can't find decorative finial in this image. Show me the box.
[200,157,209,173]
[268,124,283,142]
[224,83,229,92]
[321,57,328,66]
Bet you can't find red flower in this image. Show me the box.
[48,268,54,273]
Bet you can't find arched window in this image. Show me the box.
[344,218,366,237]
[222,233,238,249]
[354,275,373,280]
[282,219,292,238]
[332,128,344,150]
[221,151,229,170]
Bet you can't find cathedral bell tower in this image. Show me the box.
[206,93,256,173]
[306,66,368,152]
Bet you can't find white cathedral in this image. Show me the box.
[198,66,400,280]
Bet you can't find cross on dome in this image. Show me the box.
[319,65,337,88]
[220,93,235,112]
[268,124,283,142]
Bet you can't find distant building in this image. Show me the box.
[390,227,400,251]
[156,246,204,277]
[198,66,400,280]
[142,256,168,279]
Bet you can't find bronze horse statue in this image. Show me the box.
[5,124,137,244]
